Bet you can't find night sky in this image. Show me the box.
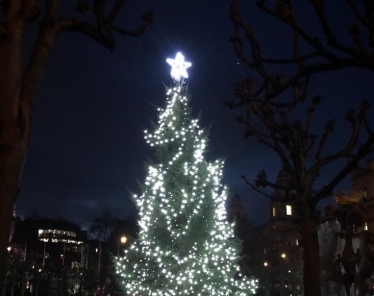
[16,1,374,229]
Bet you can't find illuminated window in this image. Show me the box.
[286,205,292,216]
[272,207,276,217]
[365,223,368,231]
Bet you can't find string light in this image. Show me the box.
[116,54,258,295]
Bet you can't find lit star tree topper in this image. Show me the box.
[115,53,258,296]
[166,52,192,81]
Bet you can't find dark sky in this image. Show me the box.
[17,1,374,229]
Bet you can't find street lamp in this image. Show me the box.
[117,235,128,256]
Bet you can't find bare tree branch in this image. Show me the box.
[3,0,22,21]
[309,0,356,55]
[21,0,61,111]
[315,119,334,161]
[314,135,374,204]
[58,18,115,49]
[111,11,154,37]
[309,108,364,178]
[230,1,374,295]
[256,1,344,62]
[107,0,127,25]
[241,175,273,200]
[230,0,374,101]
[0,0,153,288]
[261,52,319,65]
[94,0,110,36]
[346,0,374,48]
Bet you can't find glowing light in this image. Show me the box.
[166,52,191,80]
[115,56,257,295]
[120,236,128,244]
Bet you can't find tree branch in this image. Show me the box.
[309,108,364,177]
[21,0,61,107]
[309,0,356,55]
[256,1,343,62]
[107,0,127,25]
[111,11,154,37]
[315,119,334,161]
[305,95,320,137]
[57,18,115,49]
[231,0,374,101]
[20,0,40,23]
[347,0,374,48]
[264,58,374,100]
[3,0,22,22]
[313,135,374,204]
[261,52,320,65]
[241,176,273,200]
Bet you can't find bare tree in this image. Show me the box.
[0,0,153,289]
[89,210,117,242]
[228,1,374,295]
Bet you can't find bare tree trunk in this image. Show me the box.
[300,213,322,296]
[1,274,7,296]
[10,280,15,296]
[0,13,26,292]
[0,1,153,290]
[0,5,59,289]
[20,275,25,296]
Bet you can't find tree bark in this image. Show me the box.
[0,1,153,291]
[300,212,322,296]
[0,14,26,291]
[0,5,61,290]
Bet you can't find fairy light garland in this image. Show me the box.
[116,53,258,295]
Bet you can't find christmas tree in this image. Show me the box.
[116,53,258,295]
